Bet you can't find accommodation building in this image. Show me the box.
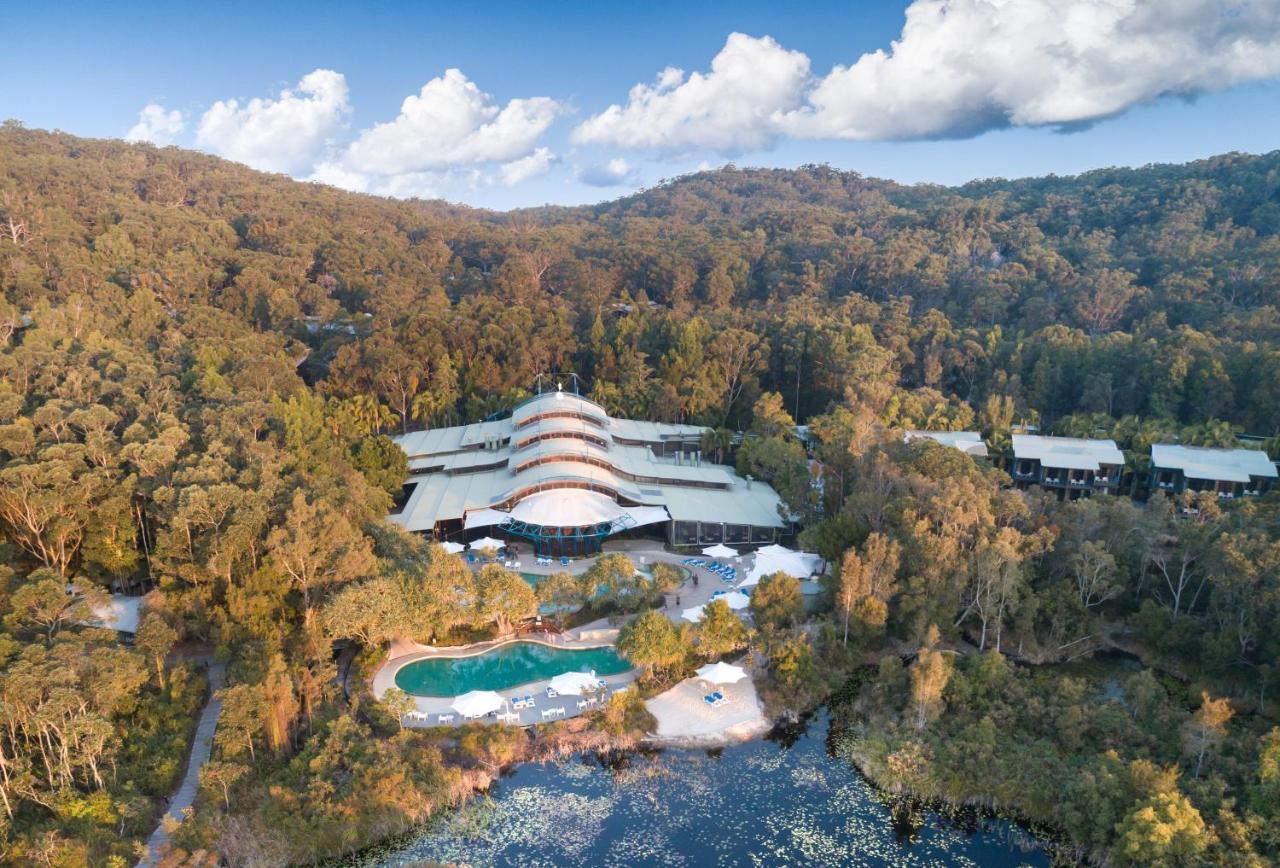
[1010,434,1124,498]
[1148,444,1277,499]
[904,430,989,458]
[389,390,787,553]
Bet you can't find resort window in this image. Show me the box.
[513,429,610,450]
[724,524,748,543]
[513,409,606,430]
[673,521,698,545]
[699,522,724,543]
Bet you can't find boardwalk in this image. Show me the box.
[139,660,225,867]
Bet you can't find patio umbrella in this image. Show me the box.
[718,591,750,611]
[701,543,737,559]
[681,604,707,623]
[469,536,504,551]
[451,690,504,717]
[696,661,747,684]
[438,541,465,554]
[547,671,599,696]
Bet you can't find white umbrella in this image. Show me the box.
[701,543,737,559]
[469,536,504,551]
[681,605,707,623]
[451,690,504,717]
[717,591,750,611]
[438,541,465,554]
[547,671,599,696]
[696,661,747,684]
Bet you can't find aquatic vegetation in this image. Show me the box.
[359,712,1044,867]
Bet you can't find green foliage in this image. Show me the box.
[749,572,804,633]
[3,126,1280,863]
[617,609,690,683]
[696,598,748,659]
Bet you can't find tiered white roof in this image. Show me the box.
[1011,434,1124,471]
[1151,444,1276,483]
[390,391,786,533]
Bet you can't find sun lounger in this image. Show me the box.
[576,700,588,710]
[561,555,570,566]
[437,713,454,724]
[498,712,520,724]
[546,687,558,697]
[541,708,555,720]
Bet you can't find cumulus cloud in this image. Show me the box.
[576,158,634,187]
[787,0,1280,141]
[196,69,350,173]
[340,69,559,176]
[574,2,1280,154]
[571,33,810,154]
[125,104,185,145]
[500,148,556,186]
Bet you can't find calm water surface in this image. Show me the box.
[394,642,632,696]
[354,711,1047,867]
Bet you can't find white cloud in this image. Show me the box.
[125,104,185,145]
[574,3,1280,156]
[786,0,1280,141]
[576,158,634,187]
[341,69,559,175]
[571,33,811,154]
[500,148,555,186]
[196,69,350,173]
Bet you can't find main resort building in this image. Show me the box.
[388,390,787,554]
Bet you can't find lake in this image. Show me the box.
[350,711,1047,867]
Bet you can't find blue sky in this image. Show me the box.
[7,0,1280,209]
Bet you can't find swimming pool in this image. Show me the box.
[393,642,633,696]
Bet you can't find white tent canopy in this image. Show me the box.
[508,489,669,529]
[701,543,737,559]
[469,536,505,551]
[740,549,824,588]
[696,661,747,684]
[451,690,504,717]
[438,541,465,554]
[89,595,142,634]
[755,544,794,557]
[547,671,599,696]
[464,508,509,529]
[681,605,707,623]
[717,591,750,611]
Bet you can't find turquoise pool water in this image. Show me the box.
[394,642,633,696]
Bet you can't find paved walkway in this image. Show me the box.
[139,660,225,867]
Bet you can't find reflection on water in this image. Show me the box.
[347,711,1047,867]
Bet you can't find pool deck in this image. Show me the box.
[371,542,776,732]
[372,624,638,728]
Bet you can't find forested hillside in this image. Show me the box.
[1,123,1279,865]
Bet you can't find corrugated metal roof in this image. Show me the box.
[389,399,785,533]
[1012,434,1124,471]
[1151,444,1277,483]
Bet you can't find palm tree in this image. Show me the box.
[701,427,734,464]
[1181,419,1241,448]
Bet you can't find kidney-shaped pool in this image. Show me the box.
[394,642,634,696]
